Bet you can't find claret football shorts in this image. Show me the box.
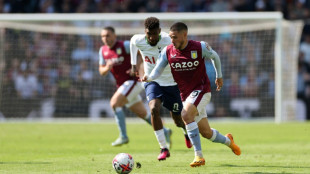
[117,80,143,108]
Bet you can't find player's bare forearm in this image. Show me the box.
[136,52,144,78]
[137,62,144,79]
[99,61,113,76]
[215,78,223,91]
[136,53,144,79]
[129,65,138,77]
[99,66,108,76]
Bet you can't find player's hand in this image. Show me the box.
[128,65,139,77]
[215,78,223,91]
[141,75,150,82]
[106,61,114,69]
[126,68,137,76]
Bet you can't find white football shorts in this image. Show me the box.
[183,91,211,123]
[117,80,144,108]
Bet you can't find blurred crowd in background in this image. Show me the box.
[0,0,310,120]
[0,0,309,19]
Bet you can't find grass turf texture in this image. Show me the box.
[0,121,309,174]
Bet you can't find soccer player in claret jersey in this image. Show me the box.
[130,17,192,161]
[143,22,241,167]
[99,26,171,147]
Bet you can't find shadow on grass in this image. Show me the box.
[220,164,310,169]
[219,164,309,174]
[0,161,52,164]
[244,173,295,174]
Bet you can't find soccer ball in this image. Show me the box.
[112,153,134,174]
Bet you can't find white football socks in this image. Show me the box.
[154,129,168,149]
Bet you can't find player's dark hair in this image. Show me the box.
[144,17,160,30]
[103,26,115,33]
[170,22,188,32]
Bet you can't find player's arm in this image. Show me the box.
[136,51,144,79]
[98,47,113,76]
[142,47,169,82]
[201,41,223,91]
[124,40,139,76]
[130,36,139,76]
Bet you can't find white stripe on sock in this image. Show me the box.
[115,107,122,112]
[185,122,198,131]
[195,151,203,158]
[225,137,231,146]
[210,128,217,141]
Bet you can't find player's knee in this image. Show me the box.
[149,99,160,109]
[110,101,120,110]
[150,107,160,118]
[111,99,126,109]
[181,110,193,124]
[110,101,116,110]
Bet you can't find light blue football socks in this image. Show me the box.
[209,128,231,146]
[186,122,202,157]
[114,107,127,139]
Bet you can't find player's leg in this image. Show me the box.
[124,81,152,125]
[110,80,138,146]
[149,98,170,160]
[127,100,152,125]
[110,90,128,146]
[182,90,212,167]
[182,102,205,167]
[145,82,170,160]
[170,112,192,148]
[198,117,228,143]
[148,98,165,130]
[196,93,241,156]
[162,85,192,148]
[197,118,241,156]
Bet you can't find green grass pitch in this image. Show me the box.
[0,120,309,173]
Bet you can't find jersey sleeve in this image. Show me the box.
[130,35,139,65]
[201,41,222,78]
[98,47,106,66]
[148,47,169,81]
[123,40,130,54]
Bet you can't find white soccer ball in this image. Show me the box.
[112,153,134,174]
